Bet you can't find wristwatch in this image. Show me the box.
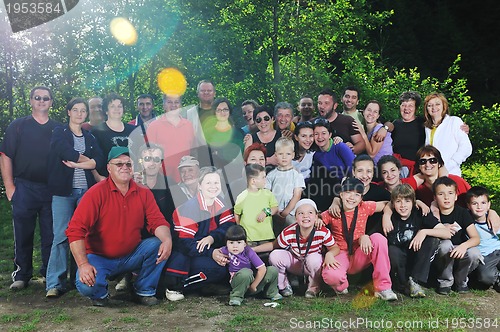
[383,124,390,131]
[263,207,272,217]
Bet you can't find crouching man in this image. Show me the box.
[66,147,172,306]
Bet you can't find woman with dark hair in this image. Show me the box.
[292,121,315,182]
[45,98,104,298]
[203,97,245,168]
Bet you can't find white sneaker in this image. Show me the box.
[374,289,398,301]
[115,276,129,291]
[10,280,27,290]
[165,289,185,301]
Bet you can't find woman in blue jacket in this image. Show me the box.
[45,98,104,298]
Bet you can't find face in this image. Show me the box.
[313,125,331,151]
[252,171,267,189]
[227,240,246,255]
[400,99,416,122]
[317,94,336,119]
[276,108,293,130]
[179,165,200,186]
[468,195,491,219]
[215,102,230,122]
[141,149,163,177]
[68,103,88,125]
[241,104,255,126]
[275,145,294,168]
[342,90,359,112]
[295,204,317,229]
[255,111,273,132]
[340,190,363,211]
[246,150,266,167]
[163,95,182,113]
[418,153,439,177]
[88,98,104,122]
[380,162,400,187]
[393,197,413,219]
[30,89,53,113]
[426,97,444,120]
[434,184,457,211]
[106,99,124,120]
[199,172,222,201]
[137,97,153,118]
[353,160,374,187]
[198,82,215,104]
[363,102,380,124]
[295,127,314,151]
[107,155,133,185]
[298,98,314,117]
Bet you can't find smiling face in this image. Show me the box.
[137,97,153,118]
[393,196,413,219]
[340,190,363,211]
[400,99,416,122]
[198,82,215,105]
[468,195,490,220]
[295,127,314,151]
[298,98,314,117]
[215,102,230,122]
[418,153,439,178]
[30,88,53,113]
[68,103,88,125]
[179,165,200,186]
[276,108,293,130]
[380,161,400,187]
[255,111,273,133]
[107,155,133,186]
[434,184,457,213]
[226,240,246,255]
[426,97,444,122]
[241,104,255,126]
[313,125,332,151]
[106,99,124,120]
[363,102,380,124]
[342,89,359,112]
[199,172,222,201]
[295,203,317,230]
[353,160,374,187]
[163,95,182,113]
[141,148,163,177]
[246,150,266,167]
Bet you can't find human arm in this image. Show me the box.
[415,200,430,216]
[487,209,500,233]
[450,117,473,168]
[0,154,15,201]
[323,244,341,269]
[349,133,366,155]
[382,203,394,235]
[409,223,452,251]
[234,213,241,224]
[359,234,373,254]
[373,121,394,142]
[374,201,389,213]
[257,206,278,223]
[328,196,342,218]
[253,240,279,253]
[249,265,267,293]
[69,239,97,287]
[450,224,480,259]
[243,133,253,150]
[212,248,229,266]
[280,187,302,218]
[353,122,384,159]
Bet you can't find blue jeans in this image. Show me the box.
[46,189,86,291]
[76,237,166,300]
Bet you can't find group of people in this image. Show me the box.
[1,82,498,309]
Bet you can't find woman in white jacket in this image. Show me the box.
[423,92,472,176]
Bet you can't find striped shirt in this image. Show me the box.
[276,224,335,258]
[72,133,88,189]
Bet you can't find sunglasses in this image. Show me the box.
[109,162,133,169]
[418,157,438,165]
[33,95,51,102]
[143,156,162,163]
[296,121,313,129]
[255,115,271,124]
[313,117,329,127]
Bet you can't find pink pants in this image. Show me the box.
[322,233,392,292]
[269,249,323,293]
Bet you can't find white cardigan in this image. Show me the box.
[425,115,472,176]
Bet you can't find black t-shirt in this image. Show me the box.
[392,116,425,160]
[439,205,474,245]
[364,183,391,235]
[0,116,60,183]
[387,208,439,248]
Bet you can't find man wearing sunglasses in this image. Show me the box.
[66,147,173,306]
[0,86,61,290]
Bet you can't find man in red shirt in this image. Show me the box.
[66,147,172,306]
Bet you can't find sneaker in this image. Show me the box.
[279,285,293,297]
[408,277,426,298]
[493,276,500,293]
[9,280,27,290]
[374,289,398,301]
[134,295,159,306]
[436,286,451,295]
[453,285,469,294]
[289,274,300,288]
[115,276,130,291]
[228,298,242,306]
[304,290,317,298]
[270,293,283,301]
[165,289,185,301]
[92,296,110,307]
[334,288,348,295]
[46,288,60,298]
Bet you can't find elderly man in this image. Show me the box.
[170,155,200,207]
[186,80,216,143]
[0,86,61,290]
[273,102,295,138]
[66,147,172,306]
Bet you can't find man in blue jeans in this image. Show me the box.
[0,86,61,290]
[66,147,173,306]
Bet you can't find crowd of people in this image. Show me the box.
[1,82,498,308]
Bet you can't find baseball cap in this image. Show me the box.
[294,198,318,212]
[107,146,130,162]
[178,155,199,168]
[340,177,365,194]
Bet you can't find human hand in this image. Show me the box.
[243,134,252,145]
[212,249,229,266]
[281,129,293,139]
[359,235,373,254]
[196,236,215,253]
[450,244,467,259]
[156,240,172,264]
[256,211,267,223]
[409,231,426,251]
[323,253,341,269]
[332,136,343,145]
[78,262,97,287]
[248,284,258,294]
[133,172,144,184]
[373,127,387,142]
[5,184,15,201]
[62,160,78,168]
[328,198,341,219]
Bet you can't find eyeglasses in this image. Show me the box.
[418,157,438,165]
[109,162,133,169]
[313,118,329,127]
[216,108,230,113]
[143,156,162,163]
[33,96,51,102]
[255,115,271,124]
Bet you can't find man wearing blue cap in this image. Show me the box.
[66,146,173,306]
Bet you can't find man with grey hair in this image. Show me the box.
[185,80,216,143]
[274,101,295,138]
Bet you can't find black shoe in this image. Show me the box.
[453,285,469,294]
[133,295,159,306]
[92,296,110,307]
[436,286,451,295]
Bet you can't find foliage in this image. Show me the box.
[462,104,500,163]
[462,162,500,210]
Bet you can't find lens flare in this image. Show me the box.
[158,68,187,96]
[110,17,138,46]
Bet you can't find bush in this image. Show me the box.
[462,162,500,210]
[462,104,500,163]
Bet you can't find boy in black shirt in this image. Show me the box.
[433,177,481,295]
[386,184,451,298]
